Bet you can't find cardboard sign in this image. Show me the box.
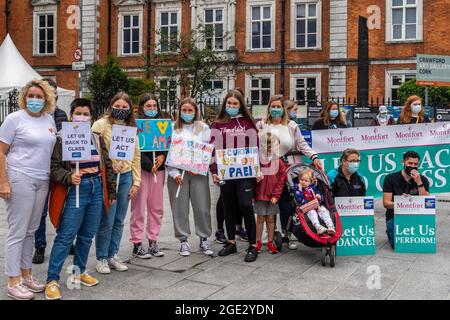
[61,122,92,161]
[136,119,172,152]
[216,147,260,180]
[335,197,376,256]
[165,138,214,176]
[394,196,436,254]
[109,125,138,161]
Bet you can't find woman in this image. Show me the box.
[167,97,213,257]
[45,98,116,300]
[210,89,262,262]
[312,101,347,130]
[284,99,299,120]
[397,95,431,124]
[257,95,321,250]
[92,92,141,274]
[0,80,57,300]
[370,105,395,126]
[130,94,166,258]
[327,148,366,197]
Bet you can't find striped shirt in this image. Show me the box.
[70,143,100,179]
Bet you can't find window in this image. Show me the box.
[204,9,224,50]
[290,73,321,106]
[386,71,416,104]
[121,14,141,55]
[36,13,56,55]
[250,78,271,105]
[158,79,178,110]
[248,3,274,50]
[203,80,225,99]
[294,1,320,49]
[387,0,423,42]
[159,11,179,52]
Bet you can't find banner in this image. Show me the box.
[165,138,214,176]
[109,125,137,161]
[136,119,172,152]
[310,122,450,197]
[394,196,436,253]
[335,197,376,256]
[61,122,91,161]
[216,147,260,180]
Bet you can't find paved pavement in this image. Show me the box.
[0,178,449,300]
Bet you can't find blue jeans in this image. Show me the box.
[34,191,50,249]
[386,218,395,249]
[96,171,132,260]
[47,176,104,282]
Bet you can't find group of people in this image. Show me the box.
[0,78,431,301]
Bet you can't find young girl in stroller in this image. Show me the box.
[294,169,336,235]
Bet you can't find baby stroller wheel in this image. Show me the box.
[321,247,327,267]
[274,231,283,252]
[329,245,336,268]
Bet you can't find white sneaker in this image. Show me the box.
[96,259,111,274]
[179,241,191,256]
[200,239,213,256]
[317,226,328,235]
[107,255,128,272]
[285,241,298,250]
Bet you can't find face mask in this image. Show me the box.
[225,107,240,117]
[347,162,360,174]
[26,98,45,114]
[411,104,422,115]
[144,110,158,118]
[289,111,297,120]
[404,165,418,176]
[111,108,131,120]
[72,115,91,122]
[330,110,339,119]
[180,113,195,123]
[270,108,283,118]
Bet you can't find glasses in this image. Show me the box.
[346,160,360,163]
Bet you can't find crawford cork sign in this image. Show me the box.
[416,54,450,87]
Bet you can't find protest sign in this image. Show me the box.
[61,122,91,161]
[109,125,138,161]
[136,119,172,152]
[216,147,260,180]
[165,138,214,176]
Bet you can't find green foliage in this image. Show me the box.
[398,79,450,106]
[128,78,156,104]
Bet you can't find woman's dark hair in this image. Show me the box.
[137,93,162,119]
[215,89,256,129]
[70,98,93,115]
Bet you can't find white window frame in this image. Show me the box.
[290,0,322,50]
[155,8,182,53]
[246,0,276,52]
[203,79,226,100]
[385,69,416,103]
[289,72,322,106]
[203,7,225,51]
[156,77,180,109]
[118,12,143,56]
[33,7,57,56]
[245,73,275,106]
[386,0,423,43]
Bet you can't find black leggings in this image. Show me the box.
[279,185,294,234]
[216,194,244,231]
[220,179,256,245]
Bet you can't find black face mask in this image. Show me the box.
[404,166,418,176]
[111,108,131,120]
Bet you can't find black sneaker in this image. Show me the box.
[218,242,237,257]
[244,246,258,263]
[69,244,76,255]
[133,243,151,259]
[32,248,45,264]
[214,229,227,244]
[235,226,249,242]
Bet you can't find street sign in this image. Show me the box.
[72,61,86,71]
[74,48,83,61]
[416,54,450,86]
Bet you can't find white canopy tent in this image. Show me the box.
[0,34,75,114]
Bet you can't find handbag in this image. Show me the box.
[299,189,320,213]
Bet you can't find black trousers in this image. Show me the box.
[220,178,256,245]
[216,194,244,231]
[278,185,294,235]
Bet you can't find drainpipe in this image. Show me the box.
[280,0,286,96]
[5,0,10,34]
[107,0,112,55]
[146,1,152,79]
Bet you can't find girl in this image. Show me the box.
[167,97,213,257]
[45,98,116,300]
[92,92,141,274]
[294,170,335,235]
[254,132,288,254]
[312,101,347,130]
[210,89,261,263]
[397,95,431,124]
[0,80,57,300]
[284,99,298,121]
[130,94,166,259]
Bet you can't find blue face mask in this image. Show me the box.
[348,162,360,174]
[180,113,195,123]
[26,98,45,114]
[289,111,297,120]
[144,110,158,118]
[225,107,240,117]
[270,108,284,118]
[330,110,339,119]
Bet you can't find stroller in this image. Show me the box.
[284,164,342,267]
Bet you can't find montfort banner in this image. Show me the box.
[311,122,450,197]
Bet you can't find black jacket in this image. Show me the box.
[328,167,366,197]
[53,107,68,132]
[141,151,167,173]
[312,118,347,130]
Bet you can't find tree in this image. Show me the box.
[87,55,129,119]
[128,78,157,105]
[398,79,450,107]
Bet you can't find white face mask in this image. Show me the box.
[411,103,422,115]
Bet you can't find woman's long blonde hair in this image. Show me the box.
[18,79,56,114]
[398,95,425,124]
[174,97,204,135]
[264,95,289,125]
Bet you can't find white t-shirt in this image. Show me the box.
[0,109,57,180]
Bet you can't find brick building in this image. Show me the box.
[1,0,449,114]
